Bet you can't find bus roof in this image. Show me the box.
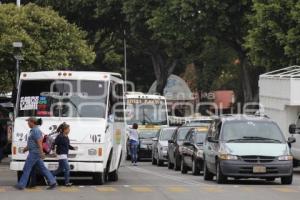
[125,93,166,100]
[19,71,123,82]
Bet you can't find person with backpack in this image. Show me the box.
[15,117,57,190]
[52,122,76,186]
[128,123,139,166]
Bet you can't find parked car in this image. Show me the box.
[152,127,177,166]
[203,115,295,185]
[167,126,194,170]
[180,126,209,175]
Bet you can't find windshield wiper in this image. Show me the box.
[226,138,248,143]
[242,136,282,143]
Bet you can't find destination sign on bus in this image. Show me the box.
[127,99,162,105]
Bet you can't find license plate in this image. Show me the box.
[48,164,58,171]
[253,166,266,173]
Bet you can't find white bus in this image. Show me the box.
[10,71,127,185]
[125,92,169,159]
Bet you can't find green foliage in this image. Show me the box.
[246,0,300,69]
[0,3,95,91]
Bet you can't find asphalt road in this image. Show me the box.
[1,160,300,200]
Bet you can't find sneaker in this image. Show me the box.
[14,185,24,190]
[47,183,57,190]
[133,163,138,166]
[65,183,73,187]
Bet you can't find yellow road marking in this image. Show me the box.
[167,186,189,193]
[131,187,153,192]
[96,187,117,192]
[59,187,79,192]
[202,186,224,193]
[25,187,42,192]
[273,188,298,193]
[0,188,5,192]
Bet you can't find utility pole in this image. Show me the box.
[16,0,21,7]
[123,30,127,93]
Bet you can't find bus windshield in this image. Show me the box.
[17,80,108,118]
[126,99,168,125]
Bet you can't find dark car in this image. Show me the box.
[203,115,295,185]
[126,129,159,160]
[167,126,193,170]
[180,126,209,175]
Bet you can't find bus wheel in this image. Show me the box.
[17,171,23,182]
[93,172,105,185]
[108,170,119,182]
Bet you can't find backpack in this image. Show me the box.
[42,132,58,154]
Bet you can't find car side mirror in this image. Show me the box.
[289,124,297,134]
[168,140,174,144]
[152,138,158,142]
[287,137,296,144]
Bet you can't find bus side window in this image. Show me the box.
[110,82,125,122]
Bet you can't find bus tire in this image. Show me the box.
[93,172,105,185]
[17,171,22,182]
[108,170,119,182]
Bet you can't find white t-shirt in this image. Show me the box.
[128,129,139,142]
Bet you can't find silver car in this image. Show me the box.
[152,127,177,166]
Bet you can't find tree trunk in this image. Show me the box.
[239,56,253,103]
[150,53,177,95]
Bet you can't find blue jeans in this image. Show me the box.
[130,140,138,163]
[17,153,56,189]
[53,159,70,184]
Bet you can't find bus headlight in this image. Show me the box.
[278,155,293,161]
[88,149,97,156]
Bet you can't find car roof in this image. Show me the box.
[217,114,274,123]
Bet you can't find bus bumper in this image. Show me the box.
[10,160,105,173]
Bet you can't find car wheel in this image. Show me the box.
[281,174,293,185]
[167,156,174,169]
[174,157,180,171]
[203,160,214,181]
[216,161,227,184]
[192,159,200,176]
[181,159,188,174]
[152,154,157,165]
[157,158,164,167]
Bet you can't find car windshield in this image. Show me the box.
[222,121,285,143]
[126,99,168,125]
[18,80,108,118]
[177,127,192,141]
[139,130,158,139]
[195,133,207,144]
[160,128,176,141]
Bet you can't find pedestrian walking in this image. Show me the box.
[15,117,57,190]
[128,123,139,166]
[52,122,76,186]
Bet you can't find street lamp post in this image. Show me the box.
[12,42,23,88]
[16,0,21,7]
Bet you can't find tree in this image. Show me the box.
[123,0,195,94]
[246,0,300,70]
[147,0,255,102]
[0,3,95,92]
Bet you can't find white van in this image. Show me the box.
[10,71,127,185]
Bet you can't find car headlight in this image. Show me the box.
[219,154,238,160]
[278,155,293,161]
[196,150,203,157]
[18,147,25,154]
[161,146,168,152]
[140,144,147,149]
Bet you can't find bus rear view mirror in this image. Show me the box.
[289,124,297,134]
